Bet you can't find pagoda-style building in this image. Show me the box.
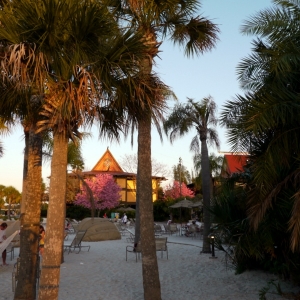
[68,148,166,204]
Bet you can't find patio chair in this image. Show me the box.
[169,223,179,235]
[125,229,135,243]
[65,218,78,234]
[115,223,126,236]
[126,242,141,262]
[163,224,171,235]
[64,230,90,254]
[154,224,162,236]
[185,225,196,239]
[155,237,168,259]
[6,242,15,260]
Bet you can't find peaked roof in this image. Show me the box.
[92,148,123,172]
[221,154,249,177]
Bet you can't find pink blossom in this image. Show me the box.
[164,180,194,199]
[75,174,121,210]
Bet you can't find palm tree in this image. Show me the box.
[193,153,223,198]
[221,0,300,252]
[0,0,149,298]
[0,76,43,299]
[164,97,220,253]
[109,2,219,297]
[0,118,12,158]
[0,120,7,158]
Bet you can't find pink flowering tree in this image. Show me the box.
[75,174,121,217]
[164,180,194,199]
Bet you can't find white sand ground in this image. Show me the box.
[1,228,299,300]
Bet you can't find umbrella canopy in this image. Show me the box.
[189,201,203,208]
[169,198,194,224]
[116,207,135,212]
[124,207,135,211]
[169,198,194,208]
[116,207,125,212]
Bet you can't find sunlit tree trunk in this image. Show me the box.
[138,115,161,300]
[38,131,68,300]
[15,126,42,300]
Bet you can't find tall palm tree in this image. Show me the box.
[0,81,43,299]
[164,97,220,253]
[193,153,223,197]
[221,0,300,251]
[0,0,149,298]
[109,2,219,297]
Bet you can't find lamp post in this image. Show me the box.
[209,234,217,259]
[179,157,182,198]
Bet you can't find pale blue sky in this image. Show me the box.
[0,0,273,191]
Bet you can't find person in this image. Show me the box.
[39,225,45,256]
[122,213,127,224]
[167,214,172,225]
[0,222,8,266]
[65,220,71,231]
[103,213,107,218]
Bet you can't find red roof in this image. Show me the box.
[222,154,249,177]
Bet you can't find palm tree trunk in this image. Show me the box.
[20,124,30,215]
[15,126,42,300]
[134,195,140,245]
[38,131,68,300]
[201,138,212,253]
[138,115,161,300]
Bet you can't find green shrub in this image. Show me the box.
[66,205,90,220]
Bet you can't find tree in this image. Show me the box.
[109,2,219,297]
[220,0,300,252]
[35,5,149,300]
[0,118,10,158]
[43,133,88,171]
[0,0,149,298]
[193,153,223,197]
[172,162,191,185]
[164,180,194,199]
[120,154,171,178]
[164,97,220,253]
[75,174,121,216]
[2,186,21,219]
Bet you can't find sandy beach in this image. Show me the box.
[0,229,299,300]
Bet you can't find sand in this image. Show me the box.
[0,228,299,300]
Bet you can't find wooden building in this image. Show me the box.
[68,148,166,204]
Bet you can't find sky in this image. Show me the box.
[0,0,273,192]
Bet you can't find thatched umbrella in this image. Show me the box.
[169,198,194,223]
